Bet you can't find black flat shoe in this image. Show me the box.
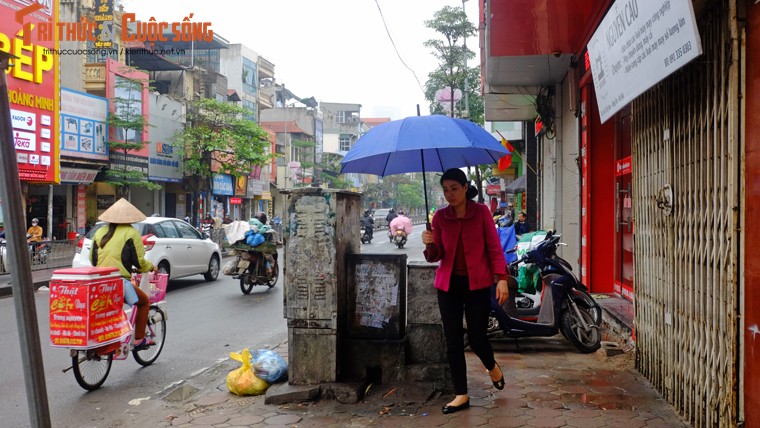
[491,364,505,390]
[442,400,470,414]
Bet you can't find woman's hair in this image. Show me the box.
[440,168,478,200]
[99,223,118,248]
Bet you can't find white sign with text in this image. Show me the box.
[588,0,702,122]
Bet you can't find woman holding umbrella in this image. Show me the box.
[421,168,509,414]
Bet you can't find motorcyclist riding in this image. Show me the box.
[389,210,413,244]
[360,210,374,240]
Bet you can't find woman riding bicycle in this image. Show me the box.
[90,198,157,350]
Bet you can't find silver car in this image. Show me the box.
[72,217,222,281]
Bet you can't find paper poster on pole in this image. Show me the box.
[588,0,703,123]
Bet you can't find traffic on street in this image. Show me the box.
[0,228,429,427]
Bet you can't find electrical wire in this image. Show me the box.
[373,0,426,96]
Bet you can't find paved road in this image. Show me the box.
[1,264,286,428]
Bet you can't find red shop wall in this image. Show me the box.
[583,84,616,293]
[743,4,760,426]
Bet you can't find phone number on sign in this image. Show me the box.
[664,41,693,67]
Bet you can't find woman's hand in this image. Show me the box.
[421,229,434,245]
[495,279,509,305]
[152,265,159,274]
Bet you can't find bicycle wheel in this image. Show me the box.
[133,306,167,366]
[72,350,113,391]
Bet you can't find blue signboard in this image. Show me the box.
[212,174,234,195]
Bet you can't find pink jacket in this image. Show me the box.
[390,215,413,235]
[424,201,507,292]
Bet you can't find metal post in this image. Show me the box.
[0,51,52,427]
[462,0,469,119]
[47,185,53,240]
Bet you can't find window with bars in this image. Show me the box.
[339,135,351,151]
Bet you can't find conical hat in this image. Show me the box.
[98,198,147,224]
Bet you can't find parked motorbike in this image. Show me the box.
[360,226,373,244]
[466,231,602,353]
[231,231,279,295]
[391,230,407,249]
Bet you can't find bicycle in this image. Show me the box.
[64,273,169,391]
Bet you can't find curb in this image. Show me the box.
[0,279,50,299]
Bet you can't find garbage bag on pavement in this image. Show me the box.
[251,349,288,384]
[226,348,269,396]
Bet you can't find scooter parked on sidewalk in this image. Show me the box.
[466,231,602,353]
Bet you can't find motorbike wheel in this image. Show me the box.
[559,308,601,353]
[571,289,603,325]
[266,262,278,288]
[240,274,254,294]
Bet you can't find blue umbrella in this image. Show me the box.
[340,115,510,228]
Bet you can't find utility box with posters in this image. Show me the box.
[284,188,361,384]
[346,254,406,340]
[49,267,131,349]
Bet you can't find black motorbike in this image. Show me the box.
[231,231,279,295]
[360,226,373,244]
[466,231,602,353]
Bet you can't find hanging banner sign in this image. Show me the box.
[1,0,60,183]
[588,0,703,123]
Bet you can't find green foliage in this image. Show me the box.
[173,98,274,191]
[423,5,484,124]
[396,182,424,210]
[105,71,161,196]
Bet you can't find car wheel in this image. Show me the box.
[157,262,170,278]
[204,255,220,281]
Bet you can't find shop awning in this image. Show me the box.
[504,175,526,194]
[60,167,100,184]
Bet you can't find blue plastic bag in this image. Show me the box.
[251,349,288,384]
[123,278,138,305]
[246,233,265,247]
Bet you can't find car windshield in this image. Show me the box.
[85,222,148,239]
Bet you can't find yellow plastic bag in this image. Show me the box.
[226,348,269,396]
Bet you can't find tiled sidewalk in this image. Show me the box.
[121,336,688,427]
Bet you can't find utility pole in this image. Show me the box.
[462,0,469,119]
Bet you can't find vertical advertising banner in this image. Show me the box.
[0,0,60,183]
[106,58,149,177]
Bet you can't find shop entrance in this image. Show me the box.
[614,112,634,301]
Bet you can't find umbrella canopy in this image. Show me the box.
[340,115,510,228]
[340,115,509,177]
[504,174,527,194]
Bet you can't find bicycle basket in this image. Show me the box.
[134,273,169,302]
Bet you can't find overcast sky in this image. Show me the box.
[122,0,480,120]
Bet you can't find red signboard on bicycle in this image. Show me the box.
[49,267,132,349]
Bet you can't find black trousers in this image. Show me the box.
[437,275,496,395]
